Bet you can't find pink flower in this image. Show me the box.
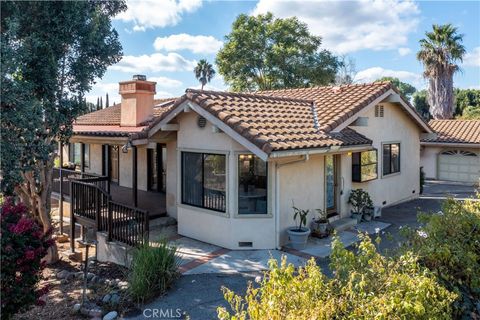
[25,250,35,260]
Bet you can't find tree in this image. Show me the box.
[335,55,357,85]
[1,0,126,263]
[375,77,417,100]
[216,13,339,92]
[413,90,431,120]
[417,24,465,119]
[194,59,215,90]
[106,92,110,108]
[454,88,480,117]
[97,96,100,110]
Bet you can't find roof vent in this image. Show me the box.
[375,105,384,117]
[132,74,147,81]
[197,115,207,128]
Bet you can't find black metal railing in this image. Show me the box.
[52,167,109,198]
[70,180,149,247]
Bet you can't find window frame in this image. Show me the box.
[69,143,89,169]
[382,142,401,177]
[352,149,378,182]
[236,153,269,216]
[180,151,227,213]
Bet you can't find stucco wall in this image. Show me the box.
[166,140,177,219]
[175,112,276,249]
[85,144,103,175]
[420,145,480,179]
[343,102,422,213]
[118,147,148,192]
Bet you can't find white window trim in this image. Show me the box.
[381,141,401,178]
[233,151,273,218]
[176,148,230,217]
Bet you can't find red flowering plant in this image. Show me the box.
[1,197,53,319]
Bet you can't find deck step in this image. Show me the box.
[330,217,357,232]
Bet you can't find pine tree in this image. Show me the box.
[106,93,109,108]
[96,97,100,110]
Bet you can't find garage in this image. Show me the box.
[438,150,480,183]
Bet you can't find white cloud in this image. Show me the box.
[116,0,202,31]
[85,82,121,104]
[148,76,183,88]
[354,67,424,88]
[111,53,196,73]
[153,34,223,54]
[398,47,412,56]
[463,47,480,67]
[253,0,420,54]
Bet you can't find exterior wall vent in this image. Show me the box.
[238,242,253,248]
[375,105,384,117]
[197,115,207,128]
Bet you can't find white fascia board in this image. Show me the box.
[269,144,372,159]
[421,142,480,148]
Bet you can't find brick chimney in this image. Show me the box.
[119,75,156,126]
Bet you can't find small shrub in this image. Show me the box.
[1,198,53,319]
[348,188,373,214]
[218,234,456,320]
[128,239,179,303]
[402,196,480,317]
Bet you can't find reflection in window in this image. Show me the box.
[69,143,89,168]
[352,150,378,182]
[181,152,226,212]
[238,154,267,214]
[383,143,400,175]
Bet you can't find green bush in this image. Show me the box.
[218,234,456,320]
[402,197,480,317]
[128,240,179,303]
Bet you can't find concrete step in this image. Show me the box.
[149,216,177,229]
[330,217,357,232]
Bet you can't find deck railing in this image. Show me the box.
[52,167,109,198]
[71,180,149,247]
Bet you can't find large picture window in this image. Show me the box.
[238,154,268,215]
[383,143,400,176]
[352,150,378,182]
[69,143,89,168]
[181,152,226,212]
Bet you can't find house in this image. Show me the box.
[420,120,480,184]
[58,75,433,251]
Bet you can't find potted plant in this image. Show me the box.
[363,205,374,221]
[311,208,329,234]
[348,189,373,223]
[287,206,311,249]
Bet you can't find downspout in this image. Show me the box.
[274,154,310,249]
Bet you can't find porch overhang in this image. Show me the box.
[268,144,373,159]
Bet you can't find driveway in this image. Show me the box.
[129,181,477,320]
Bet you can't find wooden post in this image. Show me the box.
[107,201,112,242]
[59,141,64,234]
[70,180,75,253]
[101,145,106,176]
[80,143,85,174]
[105,145,111,194]
[132,146,138,207]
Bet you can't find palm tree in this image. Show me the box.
[417,24,465,119]
[194,59,216,90]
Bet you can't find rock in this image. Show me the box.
[87,272,95,280]
[117,281,129,289]
[73,303,81,313]
[110,293,120,305]
[102,294,111,304]
[75,271,84,279]
[88,308,103,318]
[55,233,69,243]
[61,279,68,285]
[103,311,118,320]
[61,250,82,261]
[56,270,70,279]
[91,276,99,283]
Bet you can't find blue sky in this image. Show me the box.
[87,0,480,105]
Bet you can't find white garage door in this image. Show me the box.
[438,150,480,183]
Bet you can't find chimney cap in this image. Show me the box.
[132,74,147,81]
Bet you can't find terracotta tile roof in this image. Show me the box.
[259,82,429,132]
[173,89,371,153]
[422,120,480,144]
[74,98,176,126]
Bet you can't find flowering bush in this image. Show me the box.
[1,198,53,319]
[218,234,456,320]
[402,196,480,318]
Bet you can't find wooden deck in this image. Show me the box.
[109,183,167,219]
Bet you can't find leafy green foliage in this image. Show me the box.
[292,206,309,231]
[348,188,373,214]
[376,77,417,100]
[454,88,480,118]
[216,13,339,91]
[1,198,53,319]
[413,89,431,120]
[218,234,456,320]
[128,240,179,303]
[401,197,480,317]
